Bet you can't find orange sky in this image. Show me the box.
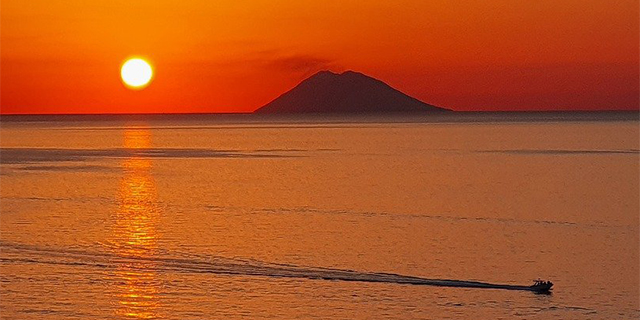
[2,0,638,114]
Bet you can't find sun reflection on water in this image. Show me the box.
[111,128,161,319]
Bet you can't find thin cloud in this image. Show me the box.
[264,54,335,76]
[239,50,339,78]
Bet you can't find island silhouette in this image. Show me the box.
[255,70,449,114]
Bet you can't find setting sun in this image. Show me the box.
[121,58,153,90]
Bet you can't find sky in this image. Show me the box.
[1,0,638,114]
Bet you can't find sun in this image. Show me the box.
[121,58,153,89]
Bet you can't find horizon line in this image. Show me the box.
[1,110,638,117]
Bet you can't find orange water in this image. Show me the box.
[1,117,638,319]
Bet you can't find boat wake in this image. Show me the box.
[0,242,549,292]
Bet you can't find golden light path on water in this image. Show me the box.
[111,128,161,319]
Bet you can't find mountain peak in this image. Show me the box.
[255,70,448,114]
[310,70,363,76]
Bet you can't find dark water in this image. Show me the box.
[1,115,638,319]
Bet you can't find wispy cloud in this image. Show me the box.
[239,50,338,78]
[263,54,335,76]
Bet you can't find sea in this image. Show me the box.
[0,113,638,319]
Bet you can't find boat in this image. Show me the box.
[529,279,553,293]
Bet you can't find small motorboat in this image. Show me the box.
[529,279,553,293]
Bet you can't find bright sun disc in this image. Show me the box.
[121,58,153,89]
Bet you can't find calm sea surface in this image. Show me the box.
[1,115,638,319]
